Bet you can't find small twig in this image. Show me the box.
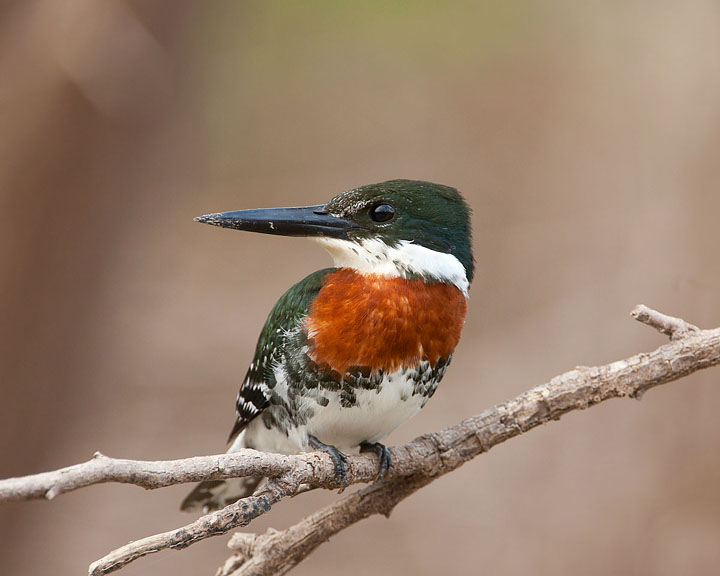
[631,304,701,340]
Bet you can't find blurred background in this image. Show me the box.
[2,1,720,575]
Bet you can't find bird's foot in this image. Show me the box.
[360,441,392,482]
[308,435,349,492]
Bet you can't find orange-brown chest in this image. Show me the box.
[305,269,467,374]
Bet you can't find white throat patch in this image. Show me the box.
[313,237,470,296]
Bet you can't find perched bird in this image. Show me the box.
[181,179,473,512]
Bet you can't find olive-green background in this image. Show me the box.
[2,2,720,575]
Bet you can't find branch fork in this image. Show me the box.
[631,304,701,340]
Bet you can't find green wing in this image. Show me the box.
[227,268,335,441]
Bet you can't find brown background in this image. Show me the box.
[2,2,720,575]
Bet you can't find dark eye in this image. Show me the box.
[369,203,395,223]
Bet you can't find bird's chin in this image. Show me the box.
[311,236,384,273]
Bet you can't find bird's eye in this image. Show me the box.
[368,203,395,223]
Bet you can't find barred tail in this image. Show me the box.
[180,476,262,512]
[180,431,262,513]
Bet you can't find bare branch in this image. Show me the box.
[0,447,380,504]
[88,478,292,576]
[221,474,433,576]
[1,307,718,576]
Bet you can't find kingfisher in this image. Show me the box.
[181,179,473,512]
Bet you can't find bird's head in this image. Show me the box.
[195,179,474,294]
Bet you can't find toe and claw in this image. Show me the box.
[309,435,350,490]
[308,436,392,490]
[360,441,392,481]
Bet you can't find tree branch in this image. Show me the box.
[0,448,378,504]
[1,306,718,576]
[88,478,291,576]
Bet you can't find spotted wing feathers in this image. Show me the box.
[226,268,335,443]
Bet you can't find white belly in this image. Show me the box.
[242,370,428,455]
[304,372,427,451]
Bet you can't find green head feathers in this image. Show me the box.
[323,180,474,282]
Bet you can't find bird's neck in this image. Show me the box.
[313,237,470,296]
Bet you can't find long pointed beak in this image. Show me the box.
[194,204,360,239]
